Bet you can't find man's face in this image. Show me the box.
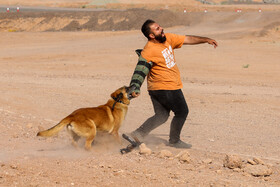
[149,23,166,43]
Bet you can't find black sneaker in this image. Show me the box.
[168,140,192,149]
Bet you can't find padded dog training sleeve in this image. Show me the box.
[129,49,153,94]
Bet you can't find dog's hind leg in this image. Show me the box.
[67,124,81,148]
[71,132,81,148]
[84,121,97,151]
[85,132,96,150]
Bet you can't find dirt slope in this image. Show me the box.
[1,9,280,37]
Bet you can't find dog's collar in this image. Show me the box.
[112,97,124,104]
[112,97,126,111]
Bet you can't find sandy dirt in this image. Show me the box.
[0,2,280,187]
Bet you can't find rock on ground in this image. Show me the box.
[223,154,243,169]
[139,143,152,155]
[175,151,191,163]
[157,150,173,158]
[244,165,273,177]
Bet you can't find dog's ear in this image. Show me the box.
[111,91,117,99]
[111,91,123,101]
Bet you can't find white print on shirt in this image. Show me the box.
[161,45,175,69]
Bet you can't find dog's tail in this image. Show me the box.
[37,117,71,137]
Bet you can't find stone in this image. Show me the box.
[139,143,152,155]
[157,150,173,158]
[223,154,243,169]
[175,151,191,163]
[244,165,273,177]
[247,159,257,165]
[175,150,189,158]
[202,158,213,164]
[253,157,265,165]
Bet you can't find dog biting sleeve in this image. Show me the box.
[129,49,153,94]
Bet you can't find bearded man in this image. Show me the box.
[129,19,218,148]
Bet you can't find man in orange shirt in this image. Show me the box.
[129,19,218,148]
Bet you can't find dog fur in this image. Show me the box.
[37,85,135,150]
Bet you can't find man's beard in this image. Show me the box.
[155,31,166,43]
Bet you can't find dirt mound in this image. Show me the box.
[0,0,201,8]
[0,9,184,32]
[1,9,280,39]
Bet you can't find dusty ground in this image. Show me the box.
[0,2,280,187]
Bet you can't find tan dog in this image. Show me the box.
[37,85,135,150]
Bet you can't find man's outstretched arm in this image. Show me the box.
[184,35,218,48]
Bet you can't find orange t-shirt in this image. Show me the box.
[141,33,186,90]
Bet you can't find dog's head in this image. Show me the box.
[111,85,136,105]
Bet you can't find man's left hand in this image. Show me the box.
[131,92,140,98]
[208,39,218,48]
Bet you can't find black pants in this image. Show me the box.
[134,89,189,143]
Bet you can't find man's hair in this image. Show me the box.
[141,19,155,39]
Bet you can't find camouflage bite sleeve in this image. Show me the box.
[129,49,153,94]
